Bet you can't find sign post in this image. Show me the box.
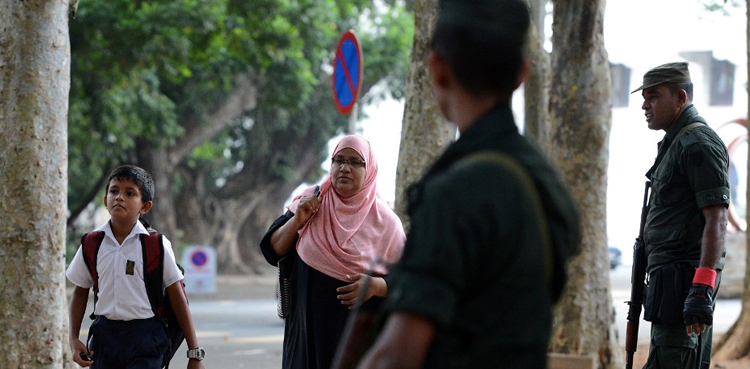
[332,30,363,115]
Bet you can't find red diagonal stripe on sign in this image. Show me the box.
[336,47,357,99]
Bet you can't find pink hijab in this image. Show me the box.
[288,135,405,281]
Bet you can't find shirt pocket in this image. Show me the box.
[651,163,681,205]
[644,224,687,255]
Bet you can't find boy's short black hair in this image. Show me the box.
[106,165,155,202]
[431,0,530,96]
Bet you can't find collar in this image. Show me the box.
[425,102,517,177]
[96,220,150,245]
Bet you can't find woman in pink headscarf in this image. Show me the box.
[259,135,405,369]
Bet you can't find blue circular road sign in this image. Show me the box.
[332,30,363,115]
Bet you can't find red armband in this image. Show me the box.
[692,267,717,288]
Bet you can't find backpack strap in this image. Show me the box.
[81,231,106,320]
[141,232,166,320]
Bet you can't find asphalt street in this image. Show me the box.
[70,266,742,369]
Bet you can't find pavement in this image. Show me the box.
[67,264,746,368]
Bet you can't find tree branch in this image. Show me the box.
[168,77,257,167]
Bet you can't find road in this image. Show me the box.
[72,267,742,368]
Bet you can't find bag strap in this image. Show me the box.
[453,151,553,283]
[676,122,704,138]
[81,231,106,320]
[141,232,166,320]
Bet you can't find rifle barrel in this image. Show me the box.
[624,181,651,369]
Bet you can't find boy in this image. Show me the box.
[67,165,206,369]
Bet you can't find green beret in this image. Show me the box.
[631,62,692,94]
[437,0,529,42]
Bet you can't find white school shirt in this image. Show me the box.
[66,221,183,321]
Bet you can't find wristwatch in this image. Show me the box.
[187,347,206,361]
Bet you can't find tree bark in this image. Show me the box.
[713,0,750,362]
[0,0,71,367]
[394,0,455,225]
[546,1,620,368]
[524,8,551,151]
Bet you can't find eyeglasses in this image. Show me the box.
[332,158,366,169]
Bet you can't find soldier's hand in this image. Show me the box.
[684,284,713,337]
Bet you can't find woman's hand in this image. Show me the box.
[294,191,321,226]
[337,274,387,309]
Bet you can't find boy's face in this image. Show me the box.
[104,178,152,224]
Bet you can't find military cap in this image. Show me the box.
[631,62,692,94]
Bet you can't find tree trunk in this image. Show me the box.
[174,131,324,273]
[524,9,551,151]
[394,0,455,224]
[713,0,750,362]
[546,1,620,368]
[176,168,296,274]
[129,78,257,261]
[137,147,178,240]
[0,0,71,368]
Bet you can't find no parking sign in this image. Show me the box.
[332,30,363,115]
[181,245,217,295]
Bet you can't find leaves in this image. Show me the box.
[67,0,413,254]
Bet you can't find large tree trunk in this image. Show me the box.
[0,0,71,368]
[394,0,455,223]
[713,0,750,362]
[547,1,620,368]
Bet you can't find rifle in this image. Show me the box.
[625,181,651,369]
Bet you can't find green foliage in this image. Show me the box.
[699,0,744,14]
[67,0,413,243]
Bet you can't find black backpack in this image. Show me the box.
[81,231,187,369]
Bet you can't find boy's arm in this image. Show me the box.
[69,286,93,366]
[166,281,206,369]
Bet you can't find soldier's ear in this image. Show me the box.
[428,51,451,91]
[514,61,531,90]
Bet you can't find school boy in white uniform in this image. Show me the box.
[66,165,206,369]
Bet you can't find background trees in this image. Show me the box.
[66,0,413,272]
[0,0,71,367]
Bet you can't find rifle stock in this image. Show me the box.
[625,181,650,369]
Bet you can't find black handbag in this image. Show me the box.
[276,256,294,319]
